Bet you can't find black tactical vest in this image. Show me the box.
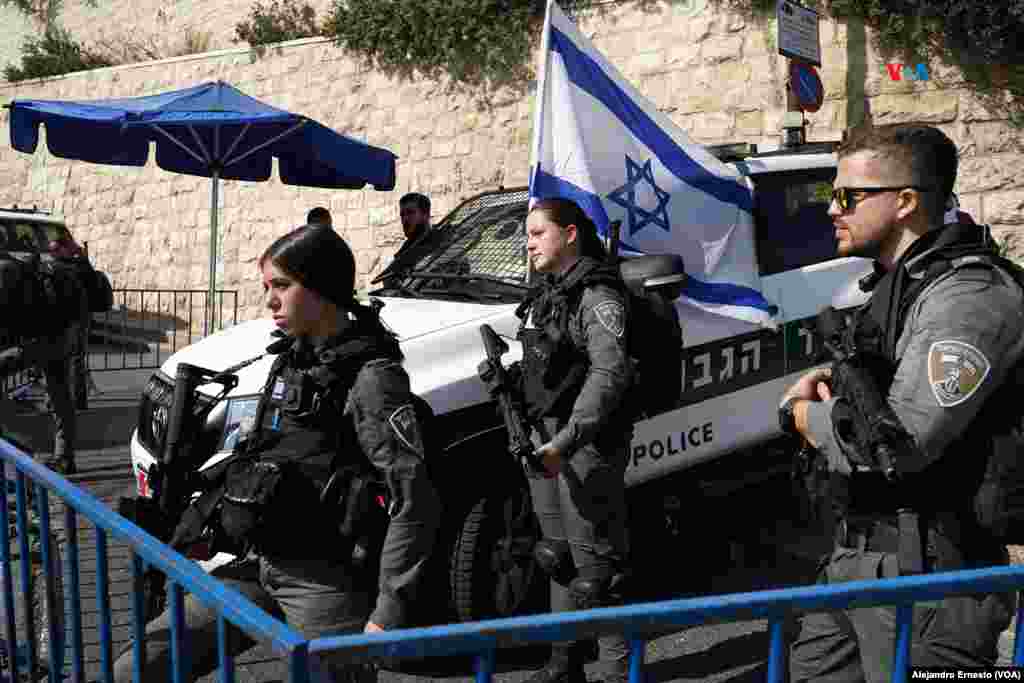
[844,223,1024,521]
[223,323,402,558]
[515,257,622,421]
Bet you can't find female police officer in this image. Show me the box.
[113,224,440,682]
[517,198,634,683]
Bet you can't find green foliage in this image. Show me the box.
[4,25,113,82]
[234,0,322,56]
[323,0,536,94]
[322,0,601,99]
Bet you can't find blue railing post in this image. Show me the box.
[95,526,113,683]
[628,636,645,683]
[217,615,234,683]
[474,647,496,683]
[14,472,38,682]
[288,642,310,683]
[892,603,913,683]
[1014,592,1024,666]
[64,505,83,683]
[169,581,190,683]
[33,485,63,683]
[130,553,147,683]
[1,472,19,683]
[766,618,786,683]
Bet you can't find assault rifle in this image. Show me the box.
[478,324,544,474]
[815,306,915,480]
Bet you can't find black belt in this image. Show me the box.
[836,510,932,574]
[836,510,1004,574]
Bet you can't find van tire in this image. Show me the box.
[450,489,543,623]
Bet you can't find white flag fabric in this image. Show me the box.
[529,0,777,326]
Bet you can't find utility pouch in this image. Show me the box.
[220,460,284,548]
[320,467,389,568]
[897,508,925,575]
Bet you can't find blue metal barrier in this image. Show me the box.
[0,436,310,683]
[4,432,1024,683]
[308,562,1024,683]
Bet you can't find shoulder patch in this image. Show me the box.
[593,300,626,338]
[927,340,991,407]
[388,404,425,457]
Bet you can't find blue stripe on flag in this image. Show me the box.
[531,167,776,315]
[682,277,779,315]
[549,27,753,213]
[531,165,611,230]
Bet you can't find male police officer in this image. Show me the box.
[780,124,1019,680]
[518,198,633,683]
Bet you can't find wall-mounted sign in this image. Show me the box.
[789,61,824,113]
[777,1,821,67]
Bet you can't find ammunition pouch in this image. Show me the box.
[533,538,576,586]
[220,459,285,551]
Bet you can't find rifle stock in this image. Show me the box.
[477,324,542,473]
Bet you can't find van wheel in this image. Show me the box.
[450,489,544,623]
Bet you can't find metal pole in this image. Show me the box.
[208,171,220,337]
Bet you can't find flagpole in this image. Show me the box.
[529,0,556,207]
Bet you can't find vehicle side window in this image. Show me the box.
[11,222,43,252]
[0,221,11,250]
[752,170,837,276]
[42,224,69,244]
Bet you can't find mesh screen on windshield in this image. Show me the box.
[400,188,530,284]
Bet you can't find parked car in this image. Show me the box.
[125,139,872,625]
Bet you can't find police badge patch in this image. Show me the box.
[927,340,991,407]
[389,404,425,457]
[593,301,626,338]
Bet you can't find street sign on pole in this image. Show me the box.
[789,61,824,113]
[777,0,822,67]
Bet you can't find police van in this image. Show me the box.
[126,140,873,622]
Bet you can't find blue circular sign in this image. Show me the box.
[790,62,824,113]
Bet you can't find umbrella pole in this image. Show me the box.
[208,170,220,337]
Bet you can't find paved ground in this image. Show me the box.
[3,363,1019,682]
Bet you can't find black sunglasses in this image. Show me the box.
[831,186,932,212]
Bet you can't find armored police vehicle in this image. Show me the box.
[126,140,874,623]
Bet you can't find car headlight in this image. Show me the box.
[216,396,261,453]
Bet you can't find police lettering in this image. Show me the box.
[631,422,713,467]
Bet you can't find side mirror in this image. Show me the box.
[619,254,687,298]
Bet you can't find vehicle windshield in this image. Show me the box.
[369,188,530,304]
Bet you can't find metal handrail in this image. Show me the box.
[309,560,1024,683]
[0,437,310,683]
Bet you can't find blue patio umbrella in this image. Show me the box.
[5,80,397,331]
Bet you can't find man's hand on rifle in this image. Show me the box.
[780,367,833,447]
[532,441,564,478]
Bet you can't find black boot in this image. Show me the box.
[525,643,587,683]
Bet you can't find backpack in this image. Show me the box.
[613,254,685,419]
[521,255,685,422]
[65,260,113,313]
[0,254,83,338]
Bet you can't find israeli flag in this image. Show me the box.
[529,0,777,326]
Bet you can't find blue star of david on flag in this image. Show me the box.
[606,155,671,236]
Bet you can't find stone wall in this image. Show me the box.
[2,1,1022,325]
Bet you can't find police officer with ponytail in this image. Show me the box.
[518,198,634,683]
[113,224,441,682]
[781,125,1020,680]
